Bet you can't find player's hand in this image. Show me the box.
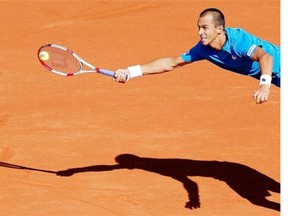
[185,200,200,210]
[253,84,271,104]
[114,69,130,83]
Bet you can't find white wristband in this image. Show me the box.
[260,74,272,86]
[128,65,143,79]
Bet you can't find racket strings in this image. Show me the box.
[40,47,81,74]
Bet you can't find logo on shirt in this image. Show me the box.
[231,55,237,60]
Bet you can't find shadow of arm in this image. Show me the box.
[57,164,122,176]
[171,175,200,209]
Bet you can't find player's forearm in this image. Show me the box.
[259,53,273,76]
[140,57,180,75]
[117,56,185,82]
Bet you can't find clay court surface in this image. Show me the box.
[0,1,280,215]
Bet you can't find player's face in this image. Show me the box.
[197,14,222,46]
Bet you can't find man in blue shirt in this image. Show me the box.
[115,8,280,104]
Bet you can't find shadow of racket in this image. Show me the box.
[0,161,57,174]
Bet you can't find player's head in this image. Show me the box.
[199,8,225,28]
[197,8,226,46]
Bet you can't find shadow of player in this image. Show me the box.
[56,154,280,211]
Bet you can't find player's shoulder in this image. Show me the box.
[225,27,248,37]
[225,27,253,46]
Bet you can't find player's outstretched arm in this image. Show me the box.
[114,56,186,83]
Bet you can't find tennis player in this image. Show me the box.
[114,8,280,104]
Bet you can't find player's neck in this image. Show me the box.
[209,33,226,51]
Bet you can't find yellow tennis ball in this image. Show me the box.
[39,51,49,61]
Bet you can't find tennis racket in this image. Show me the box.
[37,44,116,77]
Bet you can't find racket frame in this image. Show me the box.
[38,44,115,77]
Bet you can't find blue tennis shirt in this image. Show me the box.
[181,27,280,80]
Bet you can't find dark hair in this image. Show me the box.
[200,8,225,28]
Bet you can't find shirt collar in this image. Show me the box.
[221,29,230,53]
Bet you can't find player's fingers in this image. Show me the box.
[261,94,268,103]
[254,91,262,103]
[113,71,120,81]
[113,71,125,82]
[257,94,268,104]
[253,90,259,100]
[256,96,261,104]
[118,72,129,83]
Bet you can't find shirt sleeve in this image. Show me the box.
[181,42,205,62]
[232,29,260,58]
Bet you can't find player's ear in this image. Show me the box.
[217,25,224,34]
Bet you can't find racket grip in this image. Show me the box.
[97,68,115,77]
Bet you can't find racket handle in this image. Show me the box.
[97,68,115,77]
